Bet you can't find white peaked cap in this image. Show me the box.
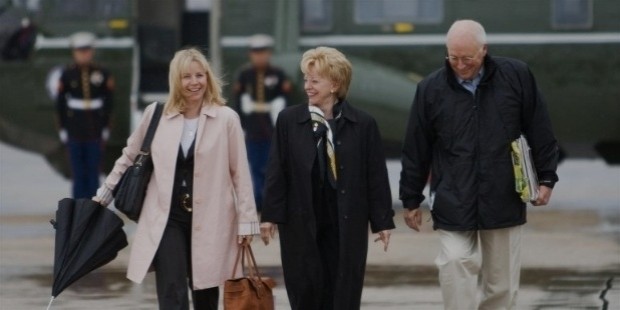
[248,34,274,50]
[70,32,96,49]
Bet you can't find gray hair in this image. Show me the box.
[446,20,487,45]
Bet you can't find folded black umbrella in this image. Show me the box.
[47,198,128,309]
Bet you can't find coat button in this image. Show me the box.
[343,215,349,220]
[340,189,346,194]
[339,165,344,170]
[336,140,342,145]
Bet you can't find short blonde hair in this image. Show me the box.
[300,46,352,100]
[166,48,225,114]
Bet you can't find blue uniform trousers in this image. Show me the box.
[246,139,271,212]
[67,140,102,199]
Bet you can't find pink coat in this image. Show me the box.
[101,102,259,289]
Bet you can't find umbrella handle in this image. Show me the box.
[46,296,54,310]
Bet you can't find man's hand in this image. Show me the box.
[374,230,391,252]
[404,207,423,231]
[102,127,110,142]
[532,185,553,206]
[260,222,277,245]
[58,129,68,144]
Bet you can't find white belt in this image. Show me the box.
[240,94,286,126]
[67,98,104,110]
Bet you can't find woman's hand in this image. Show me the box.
[238,235,253,246]
[260,222,277,245]
[374,230,391,252]
[91,196,105,207]
[404,207,423,231]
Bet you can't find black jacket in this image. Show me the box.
[56,63,113,141]
[234,65,290,141]
[261,101,395,309]
[400,55,559,231]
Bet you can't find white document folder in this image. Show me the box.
[510,134,539,203]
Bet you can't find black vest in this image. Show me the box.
[170,141,195,221]
[174,140,195,191]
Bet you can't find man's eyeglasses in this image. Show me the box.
[445,48,483,65]
[445,55,476,64]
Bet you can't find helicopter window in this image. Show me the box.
[354,0,443,25]
[551,0,592,29]
[302,0,333,32]
[8,0,41,11]
[43,0,129,20]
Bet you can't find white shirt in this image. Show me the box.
[181,118,199,157]
[457,67,485,95]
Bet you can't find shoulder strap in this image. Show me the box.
[140,102,164,153]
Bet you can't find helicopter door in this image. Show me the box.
[137,0,211,112]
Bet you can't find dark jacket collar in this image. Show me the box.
[296,100,358,123]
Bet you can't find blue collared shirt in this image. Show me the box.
[457,67,484,95]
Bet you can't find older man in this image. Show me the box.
[400,20,559,309]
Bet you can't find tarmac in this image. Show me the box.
[1,142,619,309]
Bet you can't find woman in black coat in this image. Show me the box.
[260,46,395,310]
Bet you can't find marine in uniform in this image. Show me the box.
[55,32,114,199]
[233,34,291,211]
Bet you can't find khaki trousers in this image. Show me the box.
[435,225,523,310]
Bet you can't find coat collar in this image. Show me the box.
[165,103,219,119]
[296,100,358,124]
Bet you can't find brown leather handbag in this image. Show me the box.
[224,244,276,310]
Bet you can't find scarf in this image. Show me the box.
[309,105,341,188]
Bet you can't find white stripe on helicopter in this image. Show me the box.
[35,35,135,49]
[222,32,620,47]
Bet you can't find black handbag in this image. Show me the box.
[113,102,164,221]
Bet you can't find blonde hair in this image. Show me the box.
[300,46,352,100]
[166,48,225,114]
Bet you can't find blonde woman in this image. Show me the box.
[93,48,258,309]
[260,47,395,309]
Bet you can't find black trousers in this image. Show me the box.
[154,205,219,310]
[312,158,340,310]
